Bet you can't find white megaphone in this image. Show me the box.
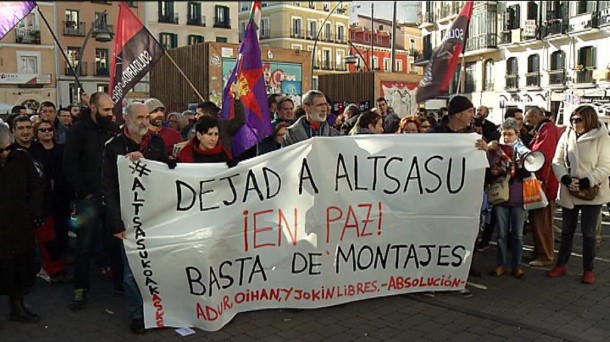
[523,151,545,172]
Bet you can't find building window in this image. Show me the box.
[549,51,565,85]
[526,1,538,20]
[410,38,416,51]
[291,44,302,50]
[383,58,391,71]
[336,50,345,70]
[576,0,593,15]
[214,5,230,28]
[95,49,109,76]
[506,57,518,89]
[504,4,520,30]
[260,18,270,38]
[322,49,331,69]
[324,22,332,41]
[396,59,403,72]
[64,9,82,36]
[526,54,540,86]
[159,32,178,49]
[239,21,247,41]
[69,83,82,105]
[187,2,203,26]
[292,18,302,38]
[483,59,494,91]
[336,24,345,43]
[372,56,378,70]
[97,84,109,93]
[17,52,40,74]
[216,37,228,43]
[307,20,317,39]
[158,1,177,24]
[15,12,40,44]
[188,35,204,45]
[464,62,476,93]
[576,46,596,83]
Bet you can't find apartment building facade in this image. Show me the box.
[0,2,56,113]
[347,15,413,74]
[145,1,239,49]
[55,1,147,107]
[418,0,610,123]
[238,1,350,89]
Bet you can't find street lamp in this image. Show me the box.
[76,11,114,85]
[311,1,344,89]
[345,39,371,71]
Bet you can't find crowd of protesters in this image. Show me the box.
[1,88,609,334]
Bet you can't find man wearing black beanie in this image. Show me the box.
[428,95,488,299]
[429,95,475,133]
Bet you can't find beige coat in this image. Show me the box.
[552,123,610,209]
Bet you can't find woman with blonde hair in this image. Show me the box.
[548,105,610,284]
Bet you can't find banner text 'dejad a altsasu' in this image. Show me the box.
[118,134,488,331]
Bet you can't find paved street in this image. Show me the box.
[1,208,609,341]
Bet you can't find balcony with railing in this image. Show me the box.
[159,12,179,24]
[95,66,109,77]
[214,17,231,29]
[548,69,566,85]
[499,30,513,45]
[313,58,334,70]
[63,21,86,36]
[568,12,599,33]
[541,19,567,38]
[576,69,594,84]
[187,15,206,26]
[437,3,460,21]
[465,33,498,52]
[505,75,519,90]
[290,27,304,39]
[414,43,432,65]
[65,62,87,76]
[525,72,541,87]
[419,11,436,25]
[15,27,41,44]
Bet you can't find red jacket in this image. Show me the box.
[530,120,562,199]
[150,127,183,156]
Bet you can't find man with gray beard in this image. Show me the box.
[281,90,340,147]
[102,102,175,334]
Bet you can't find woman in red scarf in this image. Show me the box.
[177,116,232,163]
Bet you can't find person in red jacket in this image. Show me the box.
[524,106,562,267]
[144,98,184,156]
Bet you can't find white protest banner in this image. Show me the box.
[118,134,488,331]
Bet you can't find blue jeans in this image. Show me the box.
[74,196,103,290]
[557,205,601,272]
[121,243,143,320]
[494,205,526,269]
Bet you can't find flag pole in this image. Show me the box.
[37,6,85,91]
[456,3,472,95]
[162,53,206,103]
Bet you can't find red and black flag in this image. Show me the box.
[109,2,164,105]
[416,1,474,103]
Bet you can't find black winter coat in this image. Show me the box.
[0,148,44,259]
[63,109,119,199]
[102,132,174,235]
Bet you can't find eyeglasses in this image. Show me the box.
[38,128,53,133]
[570,117,583,123]
[0,144,13,153]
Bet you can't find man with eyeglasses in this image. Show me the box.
[524,106,562,268]
[504,108,532,147]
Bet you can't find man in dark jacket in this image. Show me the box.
[474,105,500,142]
[63,92,119,311]
[0,125,44,323]
[102,102,174,334]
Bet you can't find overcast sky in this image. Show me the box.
[349,1,419,24]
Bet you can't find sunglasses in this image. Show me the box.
[0,144,13,153]
[38,128,53,133]
[570,117,583,123]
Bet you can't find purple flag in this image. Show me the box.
[220,2,272,157]
[0,1,36,41]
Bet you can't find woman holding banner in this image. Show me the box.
[548,106,610,284]
[177,116,233,164]
[485,119,532,278]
